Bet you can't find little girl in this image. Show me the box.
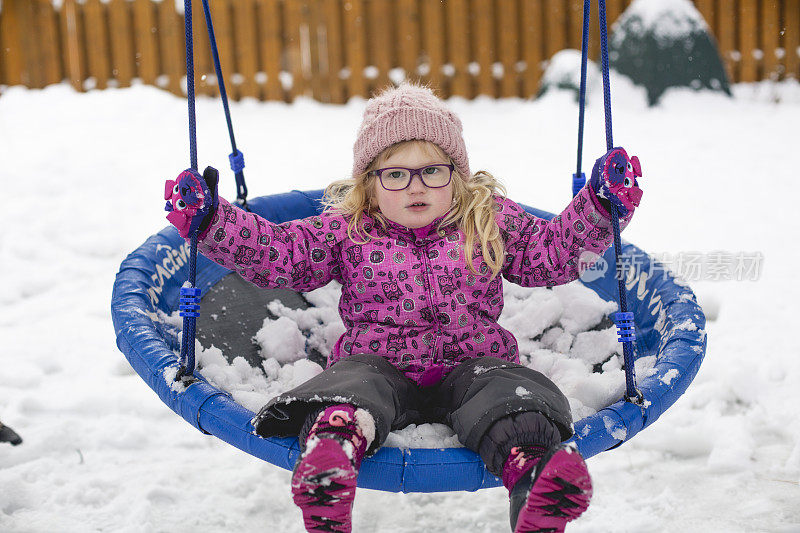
[164,83,642,533]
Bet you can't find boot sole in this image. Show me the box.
[514,446,593,533]
[291,438,358,533]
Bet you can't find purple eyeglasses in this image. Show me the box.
[369,163,454,191]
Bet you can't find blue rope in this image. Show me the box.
[573,1,639,401]
[176,0,254,378]
[573,0,591,197]
[598,0,614,151]
[597,0,640,402]
[184,234,200,373]
[184,0,197,171]
[178,0,199,379]
[199,0,249,207]
[611,209,639,400]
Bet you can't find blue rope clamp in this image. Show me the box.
[612,311,635,342]
[613,308,644,405]
[229,150,245,172]
[175,285,201,383]
[179,286,202,318]
[572,172,586,198]
[229,149,248,207]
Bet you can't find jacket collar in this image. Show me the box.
[386,211,455,240]
[377,211,457,242]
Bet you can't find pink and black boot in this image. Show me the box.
[291,404,374,532]
[504,443,592,533]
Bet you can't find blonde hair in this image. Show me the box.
[323,140,507,277]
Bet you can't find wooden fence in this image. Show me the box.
[1,0,798,102]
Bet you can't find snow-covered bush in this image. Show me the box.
[610,0,731,105]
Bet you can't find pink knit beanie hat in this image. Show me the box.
[352,83,471,179]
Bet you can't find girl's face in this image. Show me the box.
[371,142,454,229]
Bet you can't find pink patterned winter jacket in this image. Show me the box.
[198,186,632,386]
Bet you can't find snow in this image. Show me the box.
[353,408,376,447]
[614,0,709,46]
[2,77,800,531]
[660,368,680,386]
[254,316,308,364]
[541,49,601,93]
[384,423,462,449]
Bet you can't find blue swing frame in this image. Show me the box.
[113,0,706,494]
[111,189,706,493]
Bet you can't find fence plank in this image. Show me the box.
[521,0,544,97]
[567,0,584,50]
[396,0,419,83]
[311,0,329,101]
[191,0,216,97]
[0,20,4,87]
[0,0,25,86]
[324,0,346,103]
[717,0,737,82]
[498,0,519,98]
[738,0,759,82]
[157,0,184,96]
[61,0,86,91]
[786,0,800,80]
[342,0,368,99]
[233,0,259,99]
[761,0,781,80]
[133,0,159,85]
[209,0,238,101]
[368,0,392,92]
[84,0,111,90]
[15,0,41,87]
[0,4,6,86]
[34,0,63,86]
[473,0,495,97]
[108,0,135,88]
[420,0,445,93]
[447,0,471,98]
[586,0,596,58]
[543,0,567,61]
[257,0,284,101]
[283,0,306,100]
[606,0,625,27]
[694,0,715,28]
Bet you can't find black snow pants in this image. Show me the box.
[252,354,573,476]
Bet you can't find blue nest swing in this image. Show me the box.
[111,0,706,493]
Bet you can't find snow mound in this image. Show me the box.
[538,49,601,98]
[615,0,708,46]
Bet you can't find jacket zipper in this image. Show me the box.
[417,237,443,363]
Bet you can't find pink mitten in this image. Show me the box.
[164,167,218,238]
[589,147,643,217]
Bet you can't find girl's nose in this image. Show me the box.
[407,171,427,192]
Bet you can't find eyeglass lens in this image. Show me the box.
[379,165,452,190]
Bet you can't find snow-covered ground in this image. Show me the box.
[1,76,799,532]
